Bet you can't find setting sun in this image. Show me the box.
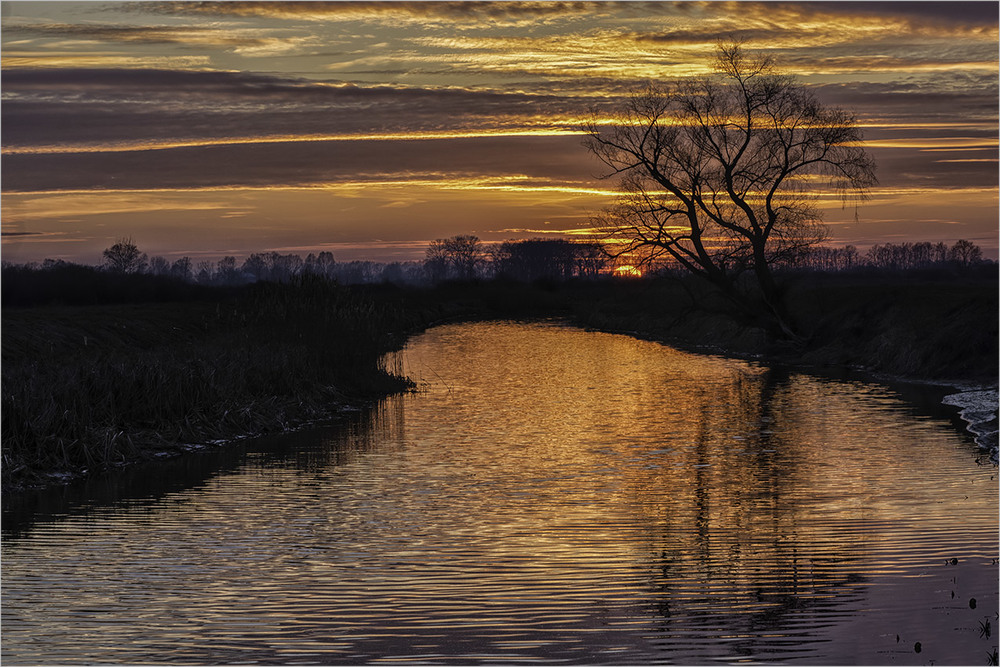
[614,264,643,277]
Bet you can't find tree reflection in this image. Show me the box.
[636,365,880,658]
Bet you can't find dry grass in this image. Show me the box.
[2,277,422,491]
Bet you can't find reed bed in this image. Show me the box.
[2,276,424,492]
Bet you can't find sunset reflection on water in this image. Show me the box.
[2,322,996,665]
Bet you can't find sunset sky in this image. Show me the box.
[2,1,998,265]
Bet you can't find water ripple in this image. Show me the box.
[3,322,997,665]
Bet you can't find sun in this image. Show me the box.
[613,264,643,277]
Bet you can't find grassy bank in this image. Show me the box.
[542,270,998,386]
[396,271,997,386]
[1,277,447,493]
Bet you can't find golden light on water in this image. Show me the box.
[1,322,997,665]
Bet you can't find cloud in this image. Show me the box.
[695,1,998,35]
[0,191,240,221]
[139,1,614,24]
[7,22,262,46]
[140,1,998,32]
[0,67,575,110]
[622,2,998,80]
[3,60,994,198]
[804,1,998,27]
[1,67,599,151]
[0,134,603,193]
[0,52,212,69]
[811,78,999,126]
[6,123,994,200]
[3,20,322,57]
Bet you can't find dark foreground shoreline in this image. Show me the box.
[3,271,997,495]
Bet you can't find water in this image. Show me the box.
[3,321,997,665]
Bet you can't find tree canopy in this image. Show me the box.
[102,237,148,274]
[584,43,877,337]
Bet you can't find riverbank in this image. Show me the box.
[553,272,999,461]
[1,278,454,494]
[554,272,997,383]
[408,273,998,459]
[4,270,996,494]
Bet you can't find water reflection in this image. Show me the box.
[0,408,389,541]
[2,321,996,665]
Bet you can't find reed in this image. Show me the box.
[2,276,423,492]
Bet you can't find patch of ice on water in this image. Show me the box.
[942,388,998,463]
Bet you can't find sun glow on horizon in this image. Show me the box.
[1,1,996,264]
[613,264,643,278]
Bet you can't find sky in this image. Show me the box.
[1,0,998,265]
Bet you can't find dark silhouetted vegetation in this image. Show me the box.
[5,237,988,303]
[775,240,989,273]
[3,233,996,493]
[490,238,608,281]
[584,42,878,340]
[423,235,610,283]
[1,274,446,492]
[564,267,997,382]
[1,260,220,307]
[102,237,148,274]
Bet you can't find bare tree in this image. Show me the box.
[424,235,485,281]
[424,239,451,282]
[148,255,170,276]
[216,256,240,284]
[195,260,215,284]
[584,42,877,338]
[102,237,147,274]
[574,241,609,277]
[270,253,303,282]
[932,242,949,264]
[864,240,984,271]
[304,251,336,279]
[170,257,193,282]
[949,239,983,266]
[491,238,596,281]
[444,235,485,280]
[241,253,270,282]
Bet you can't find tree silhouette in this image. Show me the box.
[444,235,485,280]
[148,255,171,276]
[948,239,983,266]
[424,239,451,282]
[102,237,147,274]
[584,43,877,338]
[425,235,485,281]
[491,238,606,281]
[170,257,193,282]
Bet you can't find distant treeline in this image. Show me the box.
[2,237,615,295]
[776,239,987,272]
[3,236,992,304]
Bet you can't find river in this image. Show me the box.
[2,321,997,665]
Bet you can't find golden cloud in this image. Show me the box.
[141,1,612,24]
[0,52,212,69]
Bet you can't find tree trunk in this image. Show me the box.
[752,251,802,344]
